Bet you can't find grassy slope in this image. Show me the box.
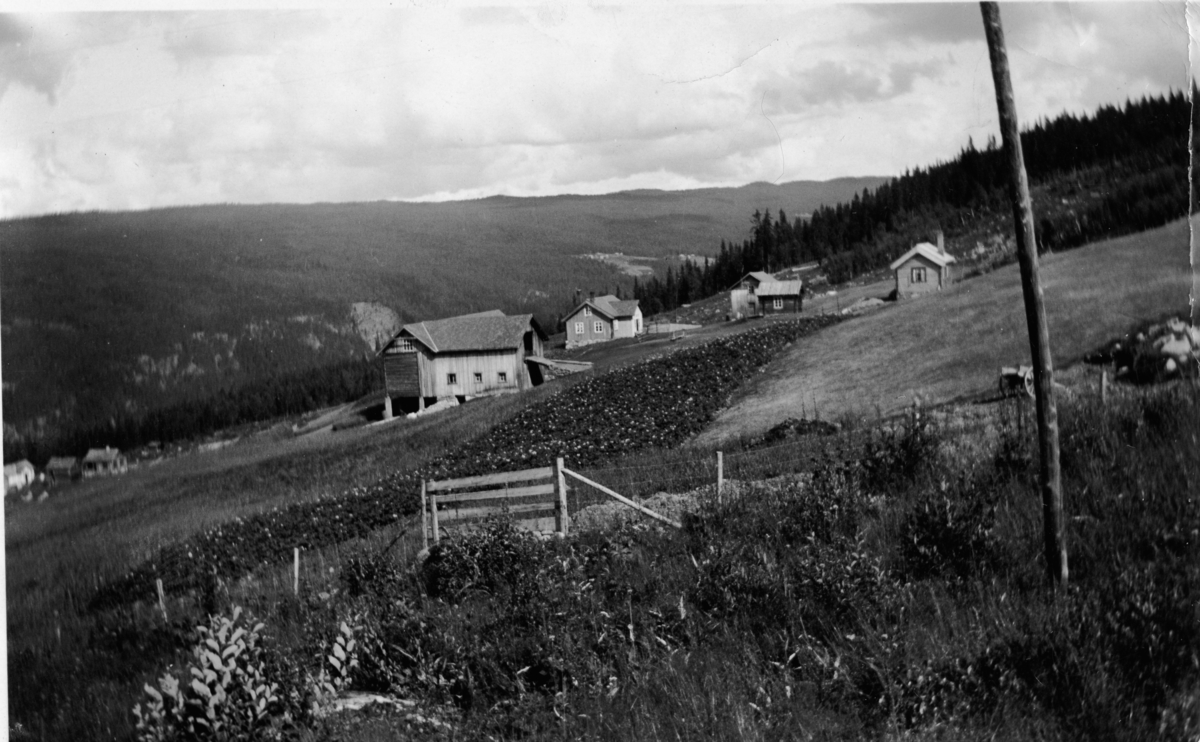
[696,216,1195,445]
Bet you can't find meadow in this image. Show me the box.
[698,215,1195,443]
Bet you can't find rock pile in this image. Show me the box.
[1087,316,1200,383]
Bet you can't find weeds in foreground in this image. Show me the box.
[21,381,1200,741]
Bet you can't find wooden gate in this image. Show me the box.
[422,463,568,548]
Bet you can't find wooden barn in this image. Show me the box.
[890,233,956,299]
[379,310,547,416]
[754,280,804,315]
[81,447,127,478]
[564,295,643,349]
[46,456,79,484]
[730,276,803,318]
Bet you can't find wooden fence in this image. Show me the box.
[422,464,568,547]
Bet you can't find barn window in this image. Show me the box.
[447,373,457,385]
[473,372,482,384]
[498,371,508,383]
[594,321,603,334]
[911,267,928,283]
[392,338,414,352]
[574,322,584,335]
[773,298,784,310]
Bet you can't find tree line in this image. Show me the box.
[630,89,1191,315]
[4,358,382,467]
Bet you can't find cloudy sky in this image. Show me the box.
[0,2,1190,218]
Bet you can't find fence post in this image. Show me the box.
[716,451,724,502]
[555,457,569,536]
[421,480,429,551]
[156,578,168,622]
[1100,369,1108,405]
[293,548,300,596]
[430,493,441,544]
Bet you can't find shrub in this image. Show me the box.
[133,606,285,742]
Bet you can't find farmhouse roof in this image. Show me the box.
[728,271,777,290]
[4,460,33,475]
[566,295,640,321]
[754,280,803,296]
[889,242,956,271]
[394,310,545,354]
[83,447,123,464]
[46,456,78,470]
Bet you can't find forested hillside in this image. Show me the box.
[1,178,881,461]
[634,90,1191,312]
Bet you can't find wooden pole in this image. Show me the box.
[430,493,441,544]
[421,480,429,551]
[981,2,1067,589]
[156,578,168,622]
[716,451,724,502]
[293,548,300,596]
[555,457,569,536]
[1100,369,1108,405]
[561,468,682,528]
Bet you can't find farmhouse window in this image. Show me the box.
[447,373,457,385]
[594,321,603,334]
[911,267,928,283]
[473,372,482,384]
[574,322,584,335]
[583,307,591,316]
[393,338,415,352]
[773,298,784,310]
[498,371,508,383]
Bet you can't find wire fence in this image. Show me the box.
[563,413,1004,526]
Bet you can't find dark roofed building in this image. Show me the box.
[378,310,547,416]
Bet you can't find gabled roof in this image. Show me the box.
[565,295,640,321]
[728,271,777,291]
[754,280,803,296]
[387,310,545,354]
[83,447,123,463]
[46,456,78,470]
[4,460,33,474]
[889,242,956,270]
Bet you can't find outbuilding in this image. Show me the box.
[379,310,547,416]
[890,233,956,299]
[46,456,80,484]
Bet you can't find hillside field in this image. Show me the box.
[697,216,1195,445]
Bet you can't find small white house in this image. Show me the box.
[564,295,643,349]
[4,460,36,494]
[890,233,956,299]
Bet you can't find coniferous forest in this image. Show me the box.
[633,89,1191,313]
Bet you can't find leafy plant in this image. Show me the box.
[133,606,283,742]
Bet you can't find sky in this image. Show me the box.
[0,1,1192,219]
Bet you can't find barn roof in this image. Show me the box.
[83,447,122,463]
[46,456,78,470]
[566,295,640,321]
[889,242,956,271]
[754,280,803,296]
[394,311,545,354]
[728,271,777,290]
[4,460,33,474]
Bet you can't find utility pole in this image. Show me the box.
[980,2,1067,589]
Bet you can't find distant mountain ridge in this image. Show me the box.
[0,177,885,446]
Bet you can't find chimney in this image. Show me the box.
[936,230,945,255]
[589,290,595,300]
